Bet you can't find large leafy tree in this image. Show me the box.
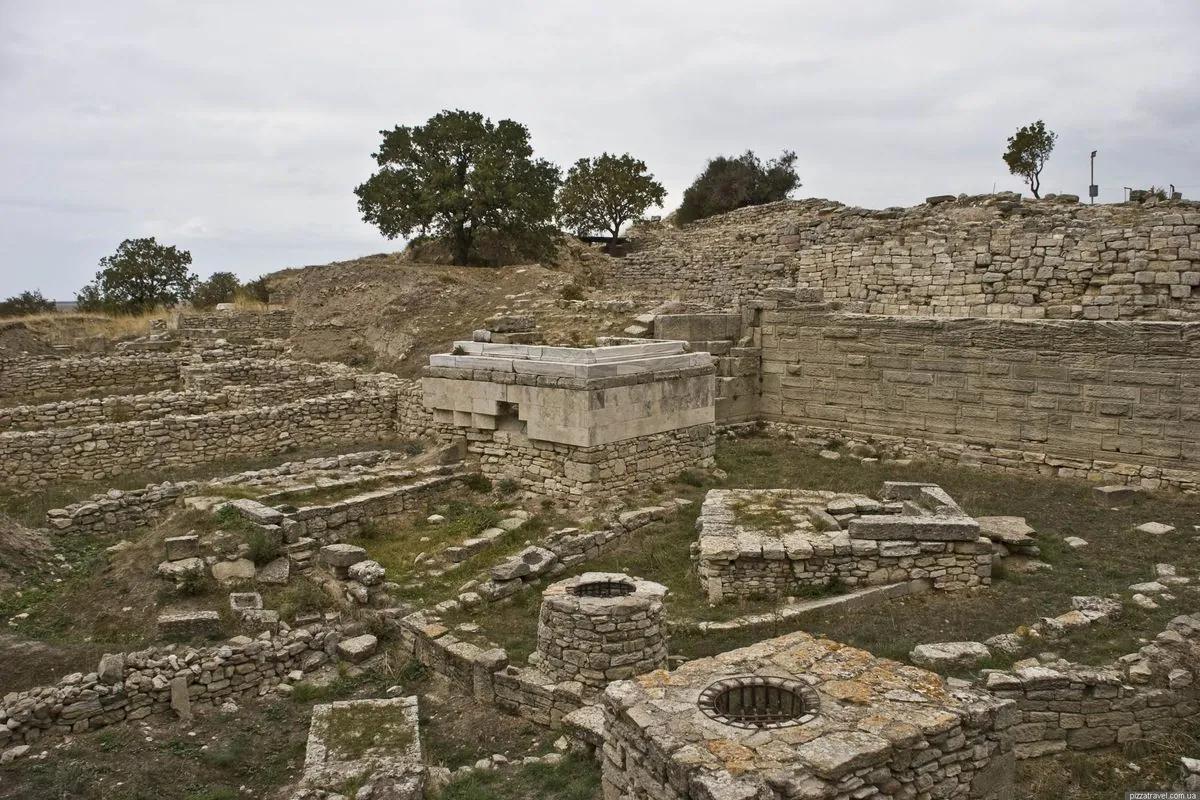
[1002,120,1057,199]
[0,290,56,317]
[354,110,561,266]
[77,237,196,313]
[676,150,800,224]
[557,153,666,247]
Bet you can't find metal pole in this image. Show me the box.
[1090,151,1096,204]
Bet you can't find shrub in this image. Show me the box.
[0,290,56,318]
[560,283,585,301]
[497,477,520,495]
[275,577,334,619]
[463,473,492,493]
[246,529,282,566]
[177,568,215,597]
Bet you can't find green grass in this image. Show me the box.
[324,702,413,758]
[436,753,601,800]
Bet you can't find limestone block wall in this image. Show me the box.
[760,304,1200,491]
[0,626,342,747]
[180,358,351,391]
[980,613,1200,759]
[0,354,184,405]
[465,423,715,497]
[173,309,294,339]
[0,390,400,490]
[615,196,1200,319]
[45,480,199,534]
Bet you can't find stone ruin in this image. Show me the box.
[696,482,989,603]
[422,340,716,496]
[600,630,1015,800]
[534,572,668,691]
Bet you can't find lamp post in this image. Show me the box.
[1089,151,1098,204]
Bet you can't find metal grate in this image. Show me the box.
[698,676,819,729]
[570,579,635,598]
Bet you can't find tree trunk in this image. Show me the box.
[452,221,471,266]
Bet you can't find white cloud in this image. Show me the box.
[1,0,1197,297]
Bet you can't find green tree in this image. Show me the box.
[0,290,56,317]
[557,153,666,248]
[1002,120,1057,199]
[77,237,196,313]
[676,150,800,224]
[191,271,241,310]
[240,275,272,304]
[354,109,561,266]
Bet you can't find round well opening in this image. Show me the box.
[570,579,635,598]
[698,676,818,729]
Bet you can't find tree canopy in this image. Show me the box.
[0,290,56,318]
[191,271,242,310]
[1002,120,1057,199]
[676,150,800,224]
[557,153,665,245]
[354,109,561,266]
[77,237,196,314]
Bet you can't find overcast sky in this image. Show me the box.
[2,1,1198,299]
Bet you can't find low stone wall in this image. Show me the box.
[180,358,351,391]
[466,423,715,497]
[981,613,1200,758]
[0,390,400,491]
[274,467,470,544]
[760,300,1200,492]
[0,354,184,405]
[174,309,295,339]
[46,480,198,534]
[0,379,359,433]
[0,625,342,747]
[615,195,1200,319]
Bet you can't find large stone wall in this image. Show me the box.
[616,196,1200,319]
[759,301,1200,491]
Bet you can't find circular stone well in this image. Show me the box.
[536,572,668,690]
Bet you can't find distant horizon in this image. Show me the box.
[3,1,1197,298]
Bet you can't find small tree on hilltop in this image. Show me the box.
[557,153,666,248]
[191,271,241,310]
[354,109,561,266]
[676,150,800,224]
[77,237,196,314]
[0,290,56,318]
[1003,120,1057,199]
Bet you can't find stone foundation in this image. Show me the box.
[697,482,989,602]
[535,573,668,691]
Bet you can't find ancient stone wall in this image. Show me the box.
[0,354,184,405]
[759,302,1200,491]
[465,423,715,497]
[0,625,342,747]
[179,358,349,391]
[173,309,295,339]
[0,390,399,490]
[981,613,1200,759]
[616,196,1200,319]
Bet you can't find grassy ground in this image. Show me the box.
[447,436,1200,669]
[436,753,601,800]
[0,648,563,800]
